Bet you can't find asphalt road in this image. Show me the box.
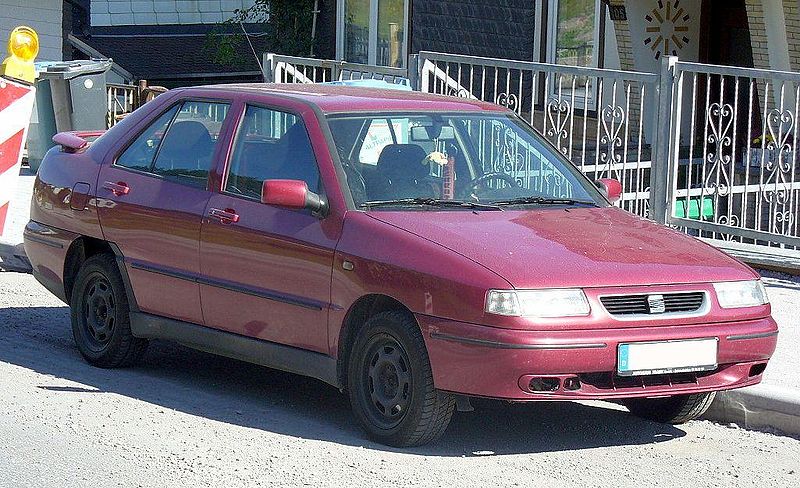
[0,272,798,487]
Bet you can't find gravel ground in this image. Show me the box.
[1,272,799,487]
[2,171,800,486]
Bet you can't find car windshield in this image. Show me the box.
[326,112,604,209]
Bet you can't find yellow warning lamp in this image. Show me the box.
[0,26,39,84]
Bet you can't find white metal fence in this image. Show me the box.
[666,60,800,248]
[265,51,800,249]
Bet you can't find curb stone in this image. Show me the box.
[0,242,31,273]
[704,384,800,437]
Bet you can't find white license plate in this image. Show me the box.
[617,338,718,376]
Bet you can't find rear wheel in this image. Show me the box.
[348,311,455,447]
[70,254,148,368]
[623,392,716,424]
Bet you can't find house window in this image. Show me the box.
[546,0,604,107]
[337,0,409,67]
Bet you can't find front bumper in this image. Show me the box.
[419,314,778,400]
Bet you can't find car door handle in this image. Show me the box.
[102,181,130,196]
[208,207,240,224]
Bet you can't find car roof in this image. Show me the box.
[194,83,509,114]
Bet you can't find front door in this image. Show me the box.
[198,104,340,353]
[97,99,233,324]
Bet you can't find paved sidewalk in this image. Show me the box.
[0,167,34,247]
[760,271,799,390]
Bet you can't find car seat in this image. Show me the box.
[372,144,429,200]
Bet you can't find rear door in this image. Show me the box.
[198,103,341,353]
[97,99,234,324]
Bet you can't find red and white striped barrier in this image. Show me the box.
[0,76,35,237]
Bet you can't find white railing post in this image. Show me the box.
[650,55,679,224]
[263,53,275,83]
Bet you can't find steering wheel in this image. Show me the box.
[460,172,520,199]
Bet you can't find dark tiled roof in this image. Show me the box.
[411,0,536,61]
[75,26,272,81]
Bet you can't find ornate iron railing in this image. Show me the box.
[261,51,800,249]
[417,51,663,218]
[666,61,800,248]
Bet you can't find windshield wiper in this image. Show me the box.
[359,198,504,211]
[490,196,598,207]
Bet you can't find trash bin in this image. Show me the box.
[27,59,112,172]
[26,61,59,173]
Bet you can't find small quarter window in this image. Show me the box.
[225,105,321,200]
[116,105,179,172]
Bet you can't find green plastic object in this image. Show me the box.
[674,196,714,220]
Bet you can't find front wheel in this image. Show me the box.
[348,311,455,447]
[623,392,716,424]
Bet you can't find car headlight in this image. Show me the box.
[713,280,769,308]
[485,289,590,317]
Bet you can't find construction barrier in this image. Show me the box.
[0,26,38,238]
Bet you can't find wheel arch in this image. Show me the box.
[63,237,137,311]
[336,294,419,389]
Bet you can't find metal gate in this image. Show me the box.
[665,60,800,248]
[416,52,663,218]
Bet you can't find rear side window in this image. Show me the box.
[224,105,321,200]
[116,100,230,188]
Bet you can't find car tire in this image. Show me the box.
[70,254,148,368]
[623,392,716,424]
[347,310,455,447]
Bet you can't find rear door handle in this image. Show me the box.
[102,181,130,196]
[208,207,240,224]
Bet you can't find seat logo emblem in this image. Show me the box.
[647,294,666,314]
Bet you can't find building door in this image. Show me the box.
[337,0,409,67]
[699,0,757,156]
[700,0,754,67]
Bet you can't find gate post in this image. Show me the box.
[650,55,679,224]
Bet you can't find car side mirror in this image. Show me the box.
[261,179,327,215]
[595,178,622,204]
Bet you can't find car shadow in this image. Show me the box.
[0,305,687,456]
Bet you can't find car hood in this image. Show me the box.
[366,206,756,289]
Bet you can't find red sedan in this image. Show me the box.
[24,84,777,447]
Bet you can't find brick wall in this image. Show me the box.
[745,0,771,70]
[609,0,635,71]
[783,0,800,71]
[410,0,536,61]
[0,0,63,61]
[91,0,256,26]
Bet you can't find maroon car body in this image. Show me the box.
[24,84,777,445]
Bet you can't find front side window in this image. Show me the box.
[328,113,603,208]
[225,105,321,200]
[116,100,230,188]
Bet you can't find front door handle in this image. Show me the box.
[102,181,130,196]
[208,207,240,224]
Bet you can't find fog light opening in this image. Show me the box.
[529,377,560,392]
[749,363,767,377]
[563,377,581,391]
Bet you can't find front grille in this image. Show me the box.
[600,292,705,316]
[578,371,709,390]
